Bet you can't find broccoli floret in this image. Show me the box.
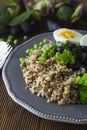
[55,49,75,65]
[75,73,87,87]
[79,86,87,104]
[75,73,87,104]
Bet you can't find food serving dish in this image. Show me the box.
[2,30,87,124]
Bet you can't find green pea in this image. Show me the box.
[47,50,54,58]
[19,58,25,63]
[48,45,52,50]
[7,35,14,43]
[41,52,47,57]
[23,35,28,41]
[13,39,18,45]
[38,56,47,62]
[46,46,50,51]
[43,38,49,44]
[55,52,59,58]
[19,58,26,68]
[38,46,42,49]
[29,48,34,55]
[39,41,44,46]
[41,47,45,51]
[50,44,55,48]
[34,44,39,49]
[20,63,25,68]
[50,49,55,54]
[8,35,14,40]
[45,44,53,51]
[7,39,12,43]
[26,49,30,55]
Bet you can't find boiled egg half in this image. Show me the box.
[53,28,83,43]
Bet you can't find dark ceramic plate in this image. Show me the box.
[2,30,87,124]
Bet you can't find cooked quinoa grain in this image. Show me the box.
[21,50,80,105]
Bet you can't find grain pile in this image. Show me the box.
[21,50,80,105]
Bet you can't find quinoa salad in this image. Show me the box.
[19,37,87,105]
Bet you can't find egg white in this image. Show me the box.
[80,34,87,46]
[53,28,83,43]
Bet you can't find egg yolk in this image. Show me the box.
[58,29,76,39]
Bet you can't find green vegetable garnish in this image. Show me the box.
[9,10,33,26]
[75,73,87,104]
[55,49,75,64]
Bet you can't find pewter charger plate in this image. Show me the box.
[2,31,87,124]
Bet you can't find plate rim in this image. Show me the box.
[2,31,87,124]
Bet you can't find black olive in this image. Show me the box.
[68,43,77,50]
[81,46,87,53]
[10,25,23,37]
[80,52,87,65]
[57,46,65,53]
[72,47,83,59]
[67,62,80,70]
[73,63,81,70]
